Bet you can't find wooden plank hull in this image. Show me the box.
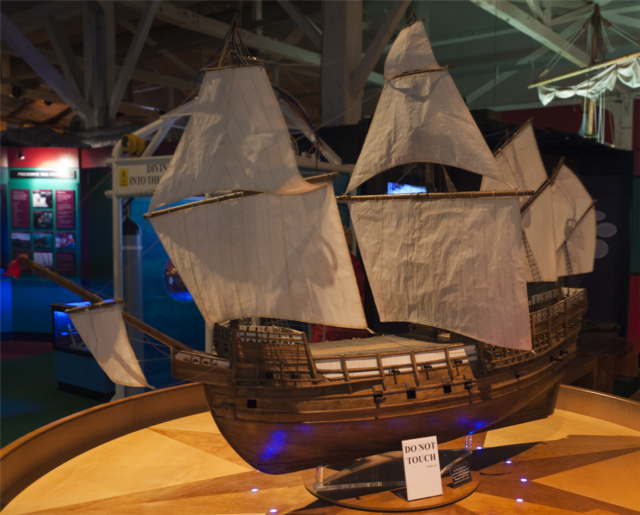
[202,343,577,474]
[171,289,587,475]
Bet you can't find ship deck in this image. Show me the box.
[309,333,471,357]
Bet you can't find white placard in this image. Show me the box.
[402,436,442,501]
[109,156,172,197]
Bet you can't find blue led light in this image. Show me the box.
[520,478,527,482]
[270,509,277,513]
[506,460,512,464]
[516,498,523,503]
[252,488,258,492]
[476,446,482,450]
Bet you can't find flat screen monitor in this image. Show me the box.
[387,183,427,195]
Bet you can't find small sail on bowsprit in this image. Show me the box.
[146,65,367,331]
[67,304,150,388]
[149,66,314,212]
[346,23,508,194]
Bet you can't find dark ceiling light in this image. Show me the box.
[17,149,25,160]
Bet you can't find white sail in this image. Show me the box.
[551,165,593,247]
[384,22,440,80]
[68,306,149,388]
[150,185,367,329]
[349,197,531,350]
[481,123,547,196]
[521,186,558,282]
[551,165,595,276]
[556,207,596,276]
[346,71,506,193]
[150,66,313,212]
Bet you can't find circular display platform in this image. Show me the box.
[3,387,639,515]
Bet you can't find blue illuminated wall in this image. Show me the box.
[130,197,205,387]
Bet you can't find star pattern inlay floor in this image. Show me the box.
[4,409,639,515]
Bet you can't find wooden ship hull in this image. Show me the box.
[171,288,587,474]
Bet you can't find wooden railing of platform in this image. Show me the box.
[0,383,209,510]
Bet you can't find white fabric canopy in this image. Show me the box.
[346,71,505,193]
[150,66,313,212]
[349,197,531,350]
[521,186,558,282]
[384,22,440,80]
[551,165,595,276]
[69,306,149,388]
[538,57,640,106]
[150,185,367,329]
[481,123,547,197]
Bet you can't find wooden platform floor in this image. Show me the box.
[4,409,639,515]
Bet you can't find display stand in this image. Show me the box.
[304,449,480,512]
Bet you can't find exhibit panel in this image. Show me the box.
[1,386,639,515]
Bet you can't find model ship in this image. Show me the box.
[11,22,595,475]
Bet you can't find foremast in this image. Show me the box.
[144,64,367,333]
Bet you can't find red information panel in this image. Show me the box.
[55,190,76,229]
[56,251,76,275]
[11,189,30,228]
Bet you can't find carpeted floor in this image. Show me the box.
[1,342,102,447]
[1,341,53,361]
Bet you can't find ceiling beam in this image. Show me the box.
[0,83,159,119]
[7,3,84,35]
[465,19,583,105]
[109,0,161,119]
[122,0,385,87]
[276,0,322,49]
[119,20,199,78]
[471,0,590,68]
[551,3,640,26]
[351,0,410,97]
[605,13,640,31]
[0,12,92,118]
[43,16,84,96]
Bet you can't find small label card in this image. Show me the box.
[450,460,472,488]
[402,436,443,501]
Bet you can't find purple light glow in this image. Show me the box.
[516,498,523,503]
[270,510,278,513]
[477,446,483,450]
[520,478,527,483]
[252,488,258,492]
[506,460,512,464]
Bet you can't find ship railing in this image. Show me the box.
[479,289,587,370]
[314,344,477,386]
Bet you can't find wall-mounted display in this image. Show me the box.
[11,231,31,249]
[55,233,75,249]
[10,189,30,228]
[32,189,53,208]
[34,251,53,270]
[34,232,53,249]
[55,190,75,229]
[33,210,53,229]
[56,251,76,275]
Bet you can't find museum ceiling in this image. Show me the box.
[1,0,639,132]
